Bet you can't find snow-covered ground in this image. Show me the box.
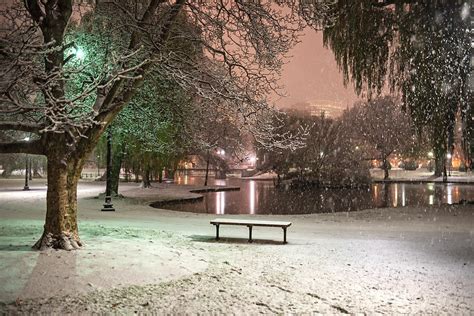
[370,168,474,183]
[0,178,473,314]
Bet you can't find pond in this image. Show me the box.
[159,176,474,215]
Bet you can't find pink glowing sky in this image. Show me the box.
[273,30,360,109]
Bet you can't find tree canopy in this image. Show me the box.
[322,0,472,174]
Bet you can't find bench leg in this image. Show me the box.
[283,227,287,244]
[248,225,253,243]
[215,224,220,241]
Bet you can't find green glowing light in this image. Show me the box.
[75,47,85,60]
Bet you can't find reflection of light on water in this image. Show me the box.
[249,181,255,214]
[427,183,435,205]
[393,185,398,207]
[215,179,226,186]
[447,184,453,204]
[175,175,189,185]
[401,184,406,207]
[215,192,226,214]
[453,186,460,202]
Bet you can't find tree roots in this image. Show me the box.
[33,232,83,251]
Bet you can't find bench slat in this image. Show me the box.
[210,218,292,227]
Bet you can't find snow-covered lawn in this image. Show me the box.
[0,179,472,314]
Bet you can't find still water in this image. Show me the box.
[161,176,474,215]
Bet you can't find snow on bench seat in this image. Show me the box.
[210,218,292,243]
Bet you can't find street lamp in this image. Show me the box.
[101,129,115,211]
[23,137,30,190]
[74,47,85,60]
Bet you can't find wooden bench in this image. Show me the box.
[210,218,292,244]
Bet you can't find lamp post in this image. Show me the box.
[447,153,452,176]
[23,137,30,190]
[101,128,115,211]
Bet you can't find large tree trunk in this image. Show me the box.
[434,148,445,177]
[33,155,84,251]
[141,162,152,188]
[158,168,163,183]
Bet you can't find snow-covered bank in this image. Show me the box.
[370,168,474,183]
[242,168,474,183]
[0,179,473,314]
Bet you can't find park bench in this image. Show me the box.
[210,218,292,244]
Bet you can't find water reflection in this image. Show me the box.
[249,181,255,214]
[176,175,189,185]
[215,191,225,214]
[446,184,451,205]
[401,183,406,207]
[162,177,474,215]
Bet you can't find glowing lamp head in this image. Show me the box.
[427,151,434,158]
[446,153,452,159]
[74,47,85,60]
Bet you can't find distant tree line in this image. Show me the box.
[259,96,428,186]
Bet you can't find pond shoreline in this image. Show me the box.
[149,186,240,208]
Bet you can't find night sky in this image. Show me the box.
[275,29,360,110]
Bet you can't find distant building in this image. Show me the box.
[280,100,345,118]
[308,100,344,118]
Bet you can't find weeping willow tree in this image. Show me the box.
[322,0,471,177]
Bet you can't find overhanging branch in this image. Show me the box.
[0,139,44,155]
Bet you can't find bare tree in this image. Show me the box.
[261,110,369,188]
[346,97,415,180]
[0,1,333,250]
